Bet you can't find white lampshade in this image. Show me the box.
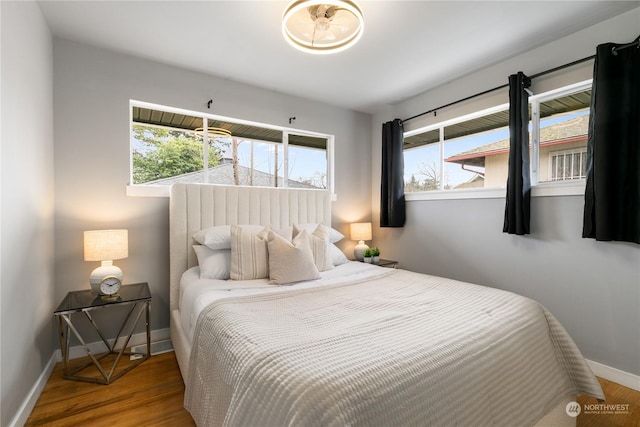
[282,0,364,55]
[350,222,372,241]
[84,229,128,291]
[350,222,371,261]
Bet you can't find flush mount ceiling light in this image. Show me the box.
[282,0,364,55]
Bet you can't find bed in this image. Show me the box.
[169,183,604,427]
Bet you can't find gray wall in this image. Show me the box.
[373,8,640,375]
[0,2,56,425]
[52,38,372,334]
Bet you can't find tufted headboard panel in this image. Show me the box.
[169,183,331,311]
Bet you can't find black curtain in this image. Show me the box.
[503,72,532,235]
[583,37,640,244]
[381,119,406,227]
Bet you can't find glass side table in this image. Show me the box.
[376,259,398,268]
[54,282,151,385]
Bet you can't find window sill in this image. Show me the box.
[405,181,585,202]
[532,181,585,197]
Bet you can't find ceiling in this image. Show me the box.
[37,1,638,114]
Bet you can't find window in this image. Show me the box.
[404,105,510,192]
[530,82,591,185]
[129,101,333,194]
[549,148,588,181]
[403,79,592,197]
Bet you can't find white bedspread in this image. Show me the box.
[180,262,385,343]
[185,268,604,427]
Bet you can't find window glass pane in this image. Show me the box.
[443,109,510,190]
[131,117,204,185]
[234,139,284,187]
[404,143,441,192]
[288,135,328,189]
[537,89,590,183]
[404,129,439,150]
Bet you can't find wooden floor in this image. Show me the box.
[25,352,195,427]
[27,351,639,426]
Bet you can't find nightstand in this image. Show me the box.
[375,259,398,268]
[54,282,151,385]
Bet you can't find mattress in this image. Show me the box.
[184,266,604,426]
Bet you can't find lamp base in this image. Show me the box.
[89,262,123,293]
[354,241,369,261]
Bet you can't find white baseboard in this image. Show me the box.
[587,359,640,392]
[8,328,171,427]
[60,327,171,361]
[7,351,59,427]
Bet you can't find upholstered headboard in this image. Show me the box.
[169,183,332,311]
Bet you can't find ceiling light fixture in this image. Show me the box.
[282,0,364,55]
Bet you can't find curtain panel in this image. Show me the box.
[583,37,640,244]
[381,119,406,227]
[503,72,532,235]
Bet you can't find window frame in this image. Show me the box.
[405,79,592,201]
[529,79,591,186]
[127,100,335,198]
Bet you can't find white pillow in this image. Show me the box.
[330,243,349,266]
[230,225,270,280]
[193,245,231,280]
[266,229,320,285]
[296,223,344,243]
[294,224,333,272]
[193,225,231,250]
[194,224,291,250]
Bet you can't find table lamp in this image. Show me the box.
[350,222,372,261]
[84,229,128,292]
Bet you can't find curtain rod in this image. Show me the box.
[612,38,639,55]
[402,54,596,123]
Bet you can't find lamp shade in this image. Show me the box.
[84,229,128,261]
[350,222,371,261]
[282,0,364,55]
[350,222,372,241]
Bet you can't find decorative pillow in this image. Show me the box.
[294,224,333,271]
[194,224,291,250]
[296,223,345,243]
[266,229,320,285]
[230,225,270,280]
[330,243,349,266]
[193,245,231,280]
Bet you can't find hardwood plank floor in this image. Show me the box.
[27,351,639,426]
[577,377,640,427]
[25,352,195,427]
